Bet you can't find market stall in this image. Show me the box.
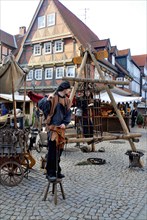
[97,92,142,133]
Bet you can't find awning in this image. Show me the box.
[0,93,30,102]
[0,55,28,94]
[99,92,142,104]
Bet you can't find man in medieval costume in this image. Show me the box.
[38,81,72,182]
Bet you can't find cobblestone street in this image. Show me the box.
[0,126,147,220]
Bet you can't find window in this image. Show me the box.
[116,77,124,81]
[44,42,52,54]
[66,66,75,77]
[116,77,124,88]
[47,13,55,26]
[94,67,100,79]
[112,55,115,65]
[55,40,63,53]
[26,70,33,81]
[35,69,42,80]
[34,44,41,55]
[56,67,64,79]
[38,16,45,28]
[45,68,53,79]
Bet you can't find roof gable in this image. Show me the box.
[26,0,72,43]
[54,0,99,48]
[16,0,99,61]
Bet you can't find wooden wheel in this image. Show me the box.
[0,161,24,187]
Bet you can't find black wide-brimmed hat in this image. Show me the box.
[57,81,71,91]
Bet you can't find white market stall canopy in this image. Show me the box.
[99,92,142,103]
[0,93,30,102]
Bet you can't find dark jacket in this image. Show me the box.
[38,93,71,126]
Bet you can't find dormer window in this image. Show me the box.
[47,13,55,26]
[55,40,63,53]
[38,16,45,29]
[112,55,115,65]
[34,44,41,55]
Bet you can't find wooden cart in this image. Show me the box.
[0,127,30,187]
[0,55,36,186]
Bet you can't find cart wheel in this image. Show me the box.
[0,161,24,187]
[35,140,42,153]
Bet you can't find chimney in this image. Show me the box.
[19,26,26,35]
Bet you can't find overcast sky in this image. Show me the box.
[0,0,146,55]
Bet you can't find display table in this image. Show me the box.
[102,116,130,133]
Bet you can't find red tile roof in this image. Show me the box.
[132,54,147,67]
[117,49,130,57]
[0,29,17,48]
[91,39,109,48]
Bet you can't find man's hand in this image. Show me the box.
[60,124,66,129]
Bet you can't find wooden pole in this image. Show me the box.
[23,74,26,116]
[63,77,129,86]
[22,74,26,129]
[69,51,88,104]
[66,133,141,143]
[11,63,17,129]
[88,49,137,151]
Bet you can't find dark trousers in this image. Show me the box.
[46,140,63,176]
[131,118,136,128]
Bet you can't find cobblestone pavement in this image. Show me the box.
[0,126,147,220]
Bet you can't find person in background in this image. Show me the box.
[38,81,71,182]
[1,103,8,116]
[131,106,138,128]
[33,104,40,129]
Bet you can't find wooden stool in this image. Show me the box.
[42,178,65,205]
